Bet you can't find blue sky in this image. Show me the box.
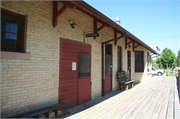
[85,0,180,57]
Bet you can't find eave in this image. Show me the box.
[53,0,159,55]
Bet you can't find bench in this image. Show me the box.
[8,102,69,118]
[117,71,134,91]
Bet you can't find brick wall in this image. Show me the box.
[1,1,152,117]
[132,46,152,83]
[1,1,60,117]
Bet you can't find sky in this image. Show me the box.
[84,0,180,57]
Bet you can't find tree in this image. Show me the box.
[177,50,180,66]
[159,48,176,68]
[175,57,179,67]
[156,57,162,68]
[151,59,156,66]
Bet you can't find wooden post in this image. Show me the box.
[178,70,180,96]
[166,64,168,76]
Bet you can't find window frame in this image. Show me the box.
[117,46,122,72]
[1,8,25,53]
[135,51,144,72]
[78,52,91,79]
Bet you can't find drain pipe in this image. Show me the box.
[102,32,127,96]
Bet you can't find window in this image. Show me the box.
[105,56,111,75]
[135,51,144,72]
[117,46,121,72]
[79,53,90,78]
[105,44,112,55]
[1,9,25,52]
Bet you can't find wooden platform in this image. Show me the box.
[65,77,180,119]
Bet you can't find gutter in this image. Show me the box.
[102,32,127,96]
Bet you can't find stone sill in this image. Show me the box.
[1,51,31,60]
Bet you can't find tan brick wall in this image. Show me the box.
[1,1,60,117]
[1,1,153,117]
[132,46,152,83]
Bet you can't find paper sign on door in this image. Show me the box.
[72,62,76,70]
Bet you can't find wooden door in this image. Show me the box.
[59,38,91,109]
[77,52,91,104]
[105,54,112,93]
[127,51,131,80]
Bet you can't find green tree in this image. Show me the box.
[177,50,180,66]
[151,59,156,66]
[160,48,176,68]
[156,57,162,68]
[175,57,179,67]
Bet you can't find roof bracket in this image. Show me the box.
[94,18,106,39]
[114,29,124,45]
[133,42,140,51]
[53,1,68,28]
[127,40,133,46]
[125,37,134,49]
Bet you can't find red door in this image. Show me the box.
[105,54,112,93]
[59,38,91,109]
[77,53,91,104]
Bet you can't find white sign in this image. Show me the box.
[72,62,76,70]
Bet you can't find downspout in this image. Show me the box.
[102,32,127,96]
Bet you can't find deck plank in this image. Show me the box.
[65,77,179,119]
[143,77,170,118]
[79,82,153,118]
[166,77,175,119]
[120,80,163,119]
[106,81,160,119]
[158,77,173,119]
[127,77,168,119]
[151,77,171,119]
[88,83,153,118]
[135,79,165,119]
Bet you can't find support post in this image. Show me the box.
[102,43,105,96]
[114,29,117,45]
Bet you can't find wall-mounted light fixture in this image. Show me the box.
[129,45,131,48]
[70,21,78,29]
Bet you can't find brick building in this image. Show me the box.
[0,1,158,117]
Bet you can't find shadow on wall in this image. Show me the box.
[133,73,149,84]
[133,60,152,83]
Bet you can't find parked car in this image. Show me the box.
[174,67,179,71]
[152,67,165,76]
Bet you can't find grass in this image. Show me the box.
[168,72,176,76]
[167,71,179,77]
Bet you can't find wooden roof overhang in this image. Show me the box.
[53,0,159,55]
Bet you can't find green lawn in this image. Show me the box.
[167,71,179,77]
[168,72,176,76]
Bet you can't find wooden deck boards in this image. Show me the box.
[65,77,180,119]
